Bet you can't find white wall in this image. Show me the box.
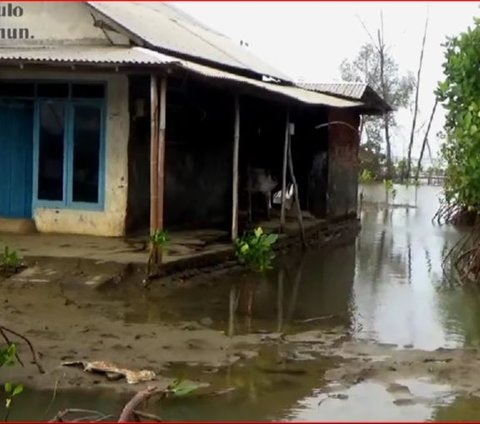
[0,2,129,46]
[0,70,130,237]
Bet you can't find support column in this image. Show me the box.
[231,94,240,241]
[157,76,167,231]
[280,109,289,232]
[149,75,159,235]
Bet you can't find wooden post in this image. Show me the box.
[157,76,167,232]
[280,110,289,232]
[149,75,159,235]
[288,130,307,248]
[231,95,240,241]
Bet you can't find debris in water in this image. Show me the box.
[61,360,156,384]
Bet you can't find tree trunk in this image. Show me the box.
[384,114,393,179]
[406,16,429,180]
[377,21,393,180]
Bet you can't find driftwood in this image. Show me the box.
[118,386,165,422]
[133,410,163,422]
[49,408,111,422]
[0,325,45,373]
[49,386,166,423]
[62,360,156,384]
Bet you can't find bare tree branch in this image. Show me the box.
[407,14,429,180]
[415,100,438,181]
[0,325,45,373]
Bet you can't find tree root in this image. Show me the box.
[432,200,467,225]
[442,219,480,284]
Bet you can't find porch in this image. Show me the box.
[0,214,357,274]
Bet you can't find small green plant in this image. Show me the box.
[359,169,375,184]
[146,229,170,276]
[383,179,396,204]
[0,246,23,273]
[150,229,170,249]
[1,344,23,420]
[235,227,278,273]
[0,343,16,368]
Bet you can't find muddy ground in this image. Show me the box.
[2,255,480,411]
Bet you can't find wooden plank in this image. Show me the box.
[231,94,240,241]
[149,75,159,235]
[157,76,167,231]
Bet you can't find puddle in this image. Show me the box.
[97,186,480,352]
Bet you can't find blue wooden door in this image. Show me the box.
[0,100,34,218]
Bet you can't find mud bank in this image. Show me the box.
[3,268,480,407]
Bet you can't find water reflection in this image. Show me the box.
[353,184,480,350]
[288,379,454,422]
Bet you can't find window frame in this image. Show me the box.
[32,82,107,211]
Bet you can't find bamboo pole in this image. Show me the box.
[149,75,159,235]
[231,95,240,241]
[280,110,289,232]
[287,127,307,248]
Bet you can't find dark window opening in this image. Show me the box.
[37,83,69,98]
[72,84,105,99]
[38,102,65,201]
[72,105,101,203]
[0,82,34,97]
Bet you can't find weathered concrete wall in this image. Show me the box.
[0,70,130,237]
[327,108,360,218]
[0,2,129,46]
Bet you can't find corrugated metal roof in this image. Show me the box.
[298,82,368,100]
[87,2,291,82]
[0,45,362,108]
[171,59,363,108]
[0,46,177,65]
[299,81,391,113]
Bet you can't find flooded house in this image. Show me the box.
[0,2,389,246]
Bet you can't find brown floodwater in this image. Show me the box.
[5,184,480,421]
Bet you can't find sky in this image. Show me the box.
[171,1,480,163]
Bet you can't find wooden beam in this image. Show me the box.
[231,95,240,241]
[150,75,159,235]
[280,109,289,232]
[157,76,167,231]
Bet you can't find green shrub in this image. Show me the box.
[234,227,278,273]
